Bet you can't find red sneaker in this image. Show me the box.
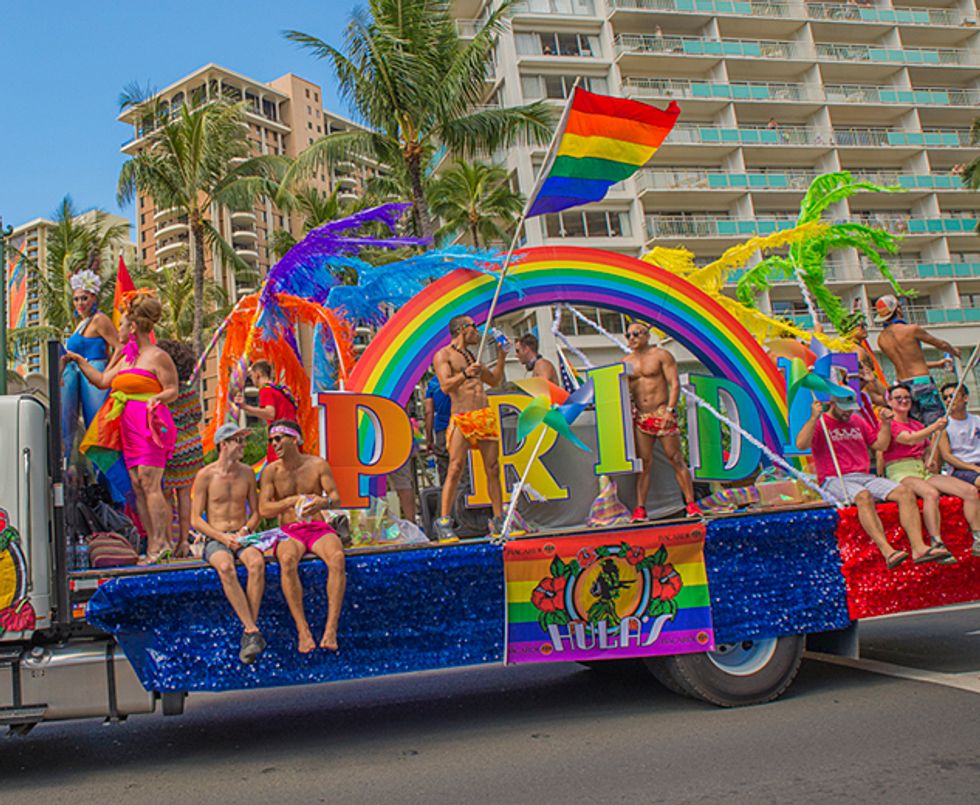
[686,501,703,518]
[630,506,647,523]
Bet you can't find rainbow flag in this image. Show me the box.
[526,88,680,217]
[113,255,134,328]
[6,245,29,375]
[503,523,714,664]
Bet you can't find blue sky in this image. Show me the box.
[1,1,360,230]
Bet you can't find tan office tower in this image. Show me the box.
[118,64,370,412]
[452,0,980,385]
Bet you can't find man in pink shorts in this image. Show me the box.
[258,419,346,653]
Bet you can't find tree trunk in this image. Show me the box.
[190,218,206,355]
[470,219,481,250]
[406,152,433,243]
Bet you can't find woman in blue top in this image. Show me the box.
[62,269,120,460]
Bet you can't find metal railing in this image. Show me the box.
[824,85,980,106]
[669,124,821,145]
[804,2,961,26]
[609,0,791,15]
[636,169,818,190]
[816,43,967,66]
[622,77,817,101]
[615,33,798,59]
[645,215,798,238]
[511,0,596,14]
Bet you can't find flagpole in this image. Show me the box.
[926,338,980,466]
[498,427,549,542]
[474,79,582,364]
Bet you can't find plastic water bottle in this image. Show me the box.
[76,537,89,571]
[489,326,510,353]
[66,534,76,571]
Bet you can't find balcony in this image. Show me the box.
[848,171,969,191]
[156,238,187,260]
[155,220,189,240]
[230,210,257,223]
[669,124,823,145]
[862,260,980,281]
[824,85,980,106]
[815,43,969,66]
[645,215,797,239]
[847,214,979,235]
[231,226,258,242]
[804,3,961,26]
[623,77,818,102]
[511,0,596,15]
[153,205,180,221]
[615,33,799,60]
[608,0,790,16]
[637,168,817,191]
[455,19,481,38]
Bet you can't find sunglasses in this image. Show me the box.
[228,435,248,445]
[269,434,294,444]
[891,396,911,402]
[627,330,647,338]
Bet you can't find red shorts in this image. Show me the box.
[635,411,679,437]
[280,521,337,552]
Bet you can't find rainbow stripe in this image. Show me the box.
[504,525,713,663]
[349,247,789,453]
[6,245,27,331]
[528,89,679,217]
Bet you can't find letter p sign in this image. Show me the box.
[317,392,413,507]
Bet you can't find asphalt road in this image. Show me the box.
[1,606,977,804]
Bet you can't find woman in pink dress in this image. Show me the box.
[70,292,179,563]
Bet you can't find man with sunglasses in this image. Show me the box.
[432,314,507,540]
[936,384,980,556]
[874,294,959,425]
[190,422,266,663]
[623,322,699,520]
[259,420,345,653]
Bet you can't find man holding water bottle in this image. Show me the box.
[431,315,508,540]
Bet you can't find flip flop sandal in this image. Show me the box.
[886,549,909,569]
[913,546,952,565]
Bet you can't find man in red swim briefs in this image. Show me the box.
[624,322,699,521]
[258,419,345,654]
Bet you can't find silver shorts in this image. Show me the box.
[821,473,897,504]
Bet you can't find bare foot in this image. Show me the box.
[175,540,190,559]
[320,627,339,651]
[297,628,316,654]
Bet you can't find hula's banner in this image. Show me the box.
[504,523,713,664]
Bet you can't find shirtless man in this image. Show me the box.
[432,315,507,541]
[624,322,699,520]
[875,294,960,425]
[190,422,265,664]
[514,334,559,385]
[258,419,345,653]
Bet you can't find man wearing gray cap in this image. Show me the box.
[190,422,266,664]
[874,294,959,426]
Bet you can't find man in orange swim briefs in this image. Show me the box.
[624,322,699,521]
[258,420,346,654]
[432,314,507,540]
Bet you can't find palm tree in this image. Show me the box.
[10,196,129,350]
[130,260,229,341]
[429,160,524,248]
[270,185,370,259]
[117,100,284,352]
[283,0,553,241]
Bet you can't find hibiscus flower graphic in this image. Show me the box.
[577,547,597,567]
[531,576,567,613]
[625,545,645,565]
[650,564,682,601]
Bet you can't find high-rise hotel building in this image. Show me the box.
[452,0,980,381]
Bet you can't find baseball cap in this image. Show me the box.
[215,422,249,445]
[874,294,899,322]
[834,395,861,412]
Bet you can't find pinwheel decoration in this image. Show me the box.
[497,378,596,540]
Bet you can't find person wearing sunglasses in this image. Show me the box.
[935,384,980,557]
[796,395,948,569]
[190,422,266,664]
[881,383,970,564]
[874,294,960,426]
[259,420,345,653]
[623,322,700,520]
[431,314,507,540]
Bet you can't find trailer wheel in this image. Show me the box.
[647,635,804,707]
[642,658,694,698]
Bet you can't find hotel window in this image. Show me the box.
[545,210,631,238]
[515,32,599,58]
[521,73,607,100]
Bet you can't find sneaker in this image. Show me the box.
[239,630,267,664]
[630,506,647,523]
[433,516,458,543]
[686,501,704,518]
[931,537,957,565]
[489,515,506,537]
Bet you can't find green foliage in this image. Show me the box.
[129,261,230,341]
[117,99,285,352]
[429,160,524,248]
[283,0,553,239]
[735,172,913,330]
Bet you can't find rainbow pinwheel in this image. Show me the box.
[785,337,855,406]
[514,377,595,452]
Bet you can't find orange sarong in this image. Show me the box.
[448,407,500,448]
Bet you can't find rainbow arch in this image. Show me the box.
[349,246,789,452]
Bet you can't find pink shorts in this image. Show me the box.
[280,521,337,552]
